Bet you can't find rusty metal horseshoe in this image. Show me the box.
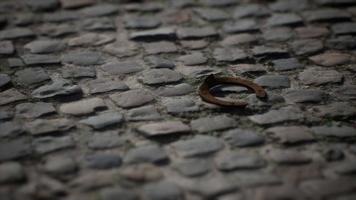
[198,75,267,108]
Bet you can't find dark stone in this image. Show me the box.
[24,40,65,54]
[62,51,102,66]
[62,65,96,78]
[125,16,161,29]
[85,154,122,169]
[266,13,303,27]
[86,78,129,94]
[155,83,194,97]
[223,19,258,33]
[101,61,143,75]
[25,0,58,11]
[33,135,75,154]
[272,58,302,71]
[269,0,309,12]
[233,4,269,18]
[137,121,190,137]
[82,17,115,31]
[0,89,27,106]
[164,98,199,114]
[332,22,356,35]
[0,28,34,40]
[0,121,24,138]
[172,135,224,157]
[252,46,288,57]
[15,67,50,86]
[130,27,176,40]
[141,69,183,85]
[213,47,248,62]
[143,41,178,54]
[0,137,32,161]
[254,75,290,89]
[177,52,207,66]
[0,73,11,88]
[0,41,14,55]
[265,126,315,144]
[110,89,154,108]
[32,78,82,99]
[15,102,55,118]
[262,28,294,42]
[215,152,266,171]
[323,148,345,162]
[311,125,356,138]
[177,27,218,39]
[303,9,351,23]
[299,67,343,86]
[126,105,162,121]
[43,156,77,175]
[146,56,175,69]
[25,118,74,135]
[249,106,303,125]
[224,129,265,147]
[88,131,126,150]
[282,89,325,103]
[143,181,183,200]
[80,112,124,129]
[0,162,25,183]
[80,4,118,17]
[326,36,356,50]
[268,149,311,164]
[124,145,168,164]
[100,187,139,200]
[21,54,60,65]
[195,8,229,22]
[291,39,323,56]
[173,159,210,177]
[191,115,236,133]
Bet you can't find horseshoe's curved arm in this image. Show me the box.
[198,75,267,107]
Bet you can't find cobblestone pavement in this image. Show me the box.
[1,0,356,199]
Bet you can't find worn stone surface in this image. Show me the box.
[283,89,325,103]
[249,106,303,125]
[141,69,183,85]
[0,89,27,106]
[137,121,190,137]
[254,75,290,89]
[224,129,265,147]
[1,0,356,199]
[80,112,123,129]
[191,115,236,133]
[299,67,343,86]
[15,102,55,118]
[15,67,50,86]
[110,89,154,108]
[32,78,82,99]
[0,162,25,183]
[126,105,162,121]
[265,126,315,144]
[215,152,266,171]
[26,118,74,135]
[88,131,126,150]
[172,135,224,157]
[124,145,168,164]
[60,97,107,115]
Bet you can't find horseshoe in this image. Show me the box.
[198,75,267,107]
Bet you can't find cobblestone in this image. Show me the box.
[1,0,356,199]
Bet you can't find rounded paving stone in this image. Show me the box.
[223,128,265,147]
[137,121,190,137]
[110,89,154,108]
[141,69,183,85]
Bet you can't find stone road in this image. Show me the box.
[1,0,356,199]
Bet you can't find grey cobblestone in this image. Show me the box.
[1,0,356,199]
